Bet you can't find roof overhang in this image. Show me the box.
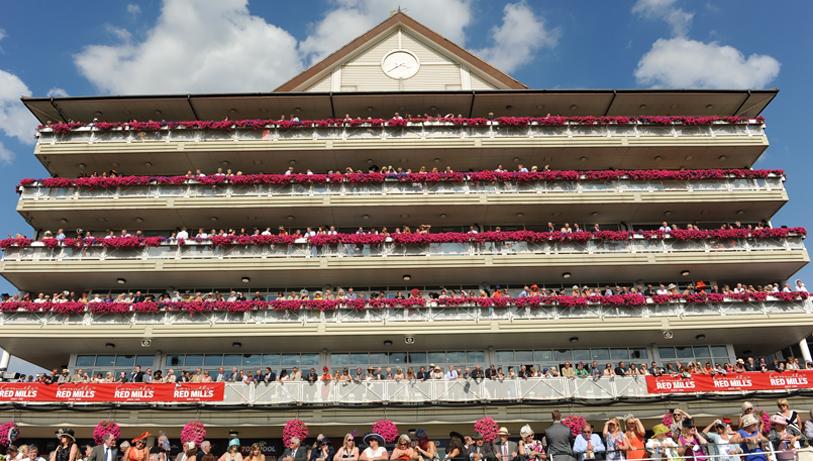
[22,88,779,124]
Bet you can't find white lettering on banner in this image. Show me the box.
[712,378,753,388]
[655,380,696,390]
[55,388,96,399]
[174,388,215,399]
[770,376,809,386]
[114,389,155,399]
[0,388,38,398]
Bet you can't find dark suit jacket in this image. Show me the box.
[544,422,575,461]
[283,447,307,461]
[89,445,118,461]
[469,443,497,461]
[493,441,517,461]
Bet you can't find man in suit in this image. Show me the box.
[494,427,517,461]
[468,432,496,461]
[89,434,118,461]
[544,410,576,461]
[281,437,307,461]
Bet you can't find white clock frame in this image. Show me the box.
[381,49,421,80]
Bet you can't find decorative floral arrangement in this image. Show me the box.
[40,115,765,135]
[93,420,121,445]
[562,415,587,437]
[0,422,19,448]
[180,421,206,445]
[1,227,805,251]
[661,411,674,427]
[371,419,399,444]
[755,409,772,435]
[17,168,784,191]
[474,417,499,442]
[282,419,309,447]
[0,290,806,316]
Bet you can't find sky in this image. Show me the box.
[0,0,812,373]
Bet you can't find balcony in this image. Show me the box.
[1,234,807,291]
[17,174,788,230]
[35,119,769,176]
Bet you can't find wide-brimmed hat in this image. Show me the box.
[652,424,670,436]
[519,425,534,438]
[498,427,509,436]
[228,438,241,448]
[472,432,483,441]
[132,432,151,443]
[770,415,788,426]
[56,428,76,441]
[364,434,384,445]
[741,414,759,428]
[742,401,754,410]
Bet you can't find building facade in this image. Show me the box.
[1,11,812,444]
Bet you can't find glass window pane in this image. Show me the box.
[610,349,629,361]
[369,353,388,365]
[263,354,280,366]
[389,353,407,365]
[553,350,571,362]
[693,346,711,358]
[115,355,136,367]
[75,355,95,367]
[95,355,115,367]
[591,349,610,361]
[496,351,514,363]
[468,351,485,364]
[166,355,183,367]
[203,355,223,366]
[515,351,533,362]
[573,350,590,361]
[301,354,319,366]
[350,353,369,365]
[243,354,262,367]
[630,349,648,360]
[281,354,301,366]
[675,346,694,359]
[446,351,466,364]
[534,350,553,362]
[331,354,350,366]
[185,354,204,366]
[135,356,154,367]
[658,347,676,359]
[428,352,447,364]
[710,346,729,358]
[222,355,241,366]
[408,352,427,364]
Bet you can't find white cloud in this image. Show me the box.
[635,37,780,89]
[74,0,302,94]
[127,3,141,16]
[474,2,558,73]
[632,0,693,36]
[0,68,37,163]
[0,28,6,42]
[47,87,69,98]
[299,0,473,65]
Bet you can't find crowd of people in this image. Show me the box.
[5,351,810,386]
[3,404,811,461]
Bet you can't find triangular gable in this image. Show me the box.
[275,11,527,92]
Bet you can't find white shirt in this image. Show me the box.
[362,447,386,460]
[177,230,189,240]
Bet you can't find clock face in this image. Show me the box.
[382,50,420,80]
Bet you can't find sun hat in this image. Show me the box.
[56,428,76,442]
[364,433,384,445]
[132,432,151,443]
[652,424,670,436]
[771,415,788,426]
[472,432,483,441]
[519,425,534,438]
[229,438,241,448]
[498,427,510,436]
[742,401,754,410]
[741,414,759,428]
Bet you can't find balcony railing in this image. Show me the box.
[1,298,809,326]
[18,176,785,202]
[37,120,765,147]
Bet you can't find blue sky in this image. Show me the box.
[0,0,812,371]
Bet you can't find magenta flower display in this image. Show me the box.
[473,417,499,442]
[0,421,20,448]
[180,421,206,445]
[282,419,309,447]
[371,419,399,444]
[562,415,586,437]
[93,420,121,445]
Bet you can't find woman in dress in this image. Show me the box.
[776,398,802,433]
[443,433,466,461]
[51,429,79,461]
[676,419,707,461]
[768,415,801,461]
[701,419,741,461]
[334,434,359,461]
[126,433,151,461]
[623,416,646,461]
[182,443,199,461]
[603,419,628,461]
[517,425,546,461]
[360,434,388,461]
[413,429,436,461]
[645,425,678,461]
[244,444,265,461]
[390,435,417,461]
[218,439,243,461]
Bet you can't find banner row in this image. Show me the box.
[0,382,225,402]
[645,370,813,394]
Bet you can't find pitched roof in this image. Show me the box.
[275,11,527,92]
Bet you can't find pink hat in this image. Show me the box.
[771,415,788,426]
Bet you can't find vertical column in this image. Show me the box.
[799,338,812,364]
[0,348,10,370]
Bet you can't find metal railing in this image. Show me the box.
[1,299,809,326]
[17,177,785,202]
[36,123,764,146]
[2,236,804,262]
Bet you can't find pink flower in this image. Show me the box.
[93,421,121,445]
[562,416,586,437]
[474,417,499,442]
[371,419,399,444]
[180,421,206,445]
[0,421,20,447]
[282,419,309,447]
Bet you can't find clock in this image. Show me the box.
[381,50,420,80]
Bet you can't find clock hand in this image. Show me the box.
[387,63,405,72]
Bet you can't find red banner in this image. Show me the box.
[0,382,224,403]
[646,371,813,394]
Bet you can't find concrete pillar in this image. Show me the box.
[0,348,10,370]
[799,337,812,364]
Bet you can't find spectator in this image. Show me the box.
[573,424,605,461]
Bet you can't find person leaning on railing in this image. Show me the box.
[701,418,741,461]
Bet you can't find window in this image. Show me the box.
[71,354,154,377]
